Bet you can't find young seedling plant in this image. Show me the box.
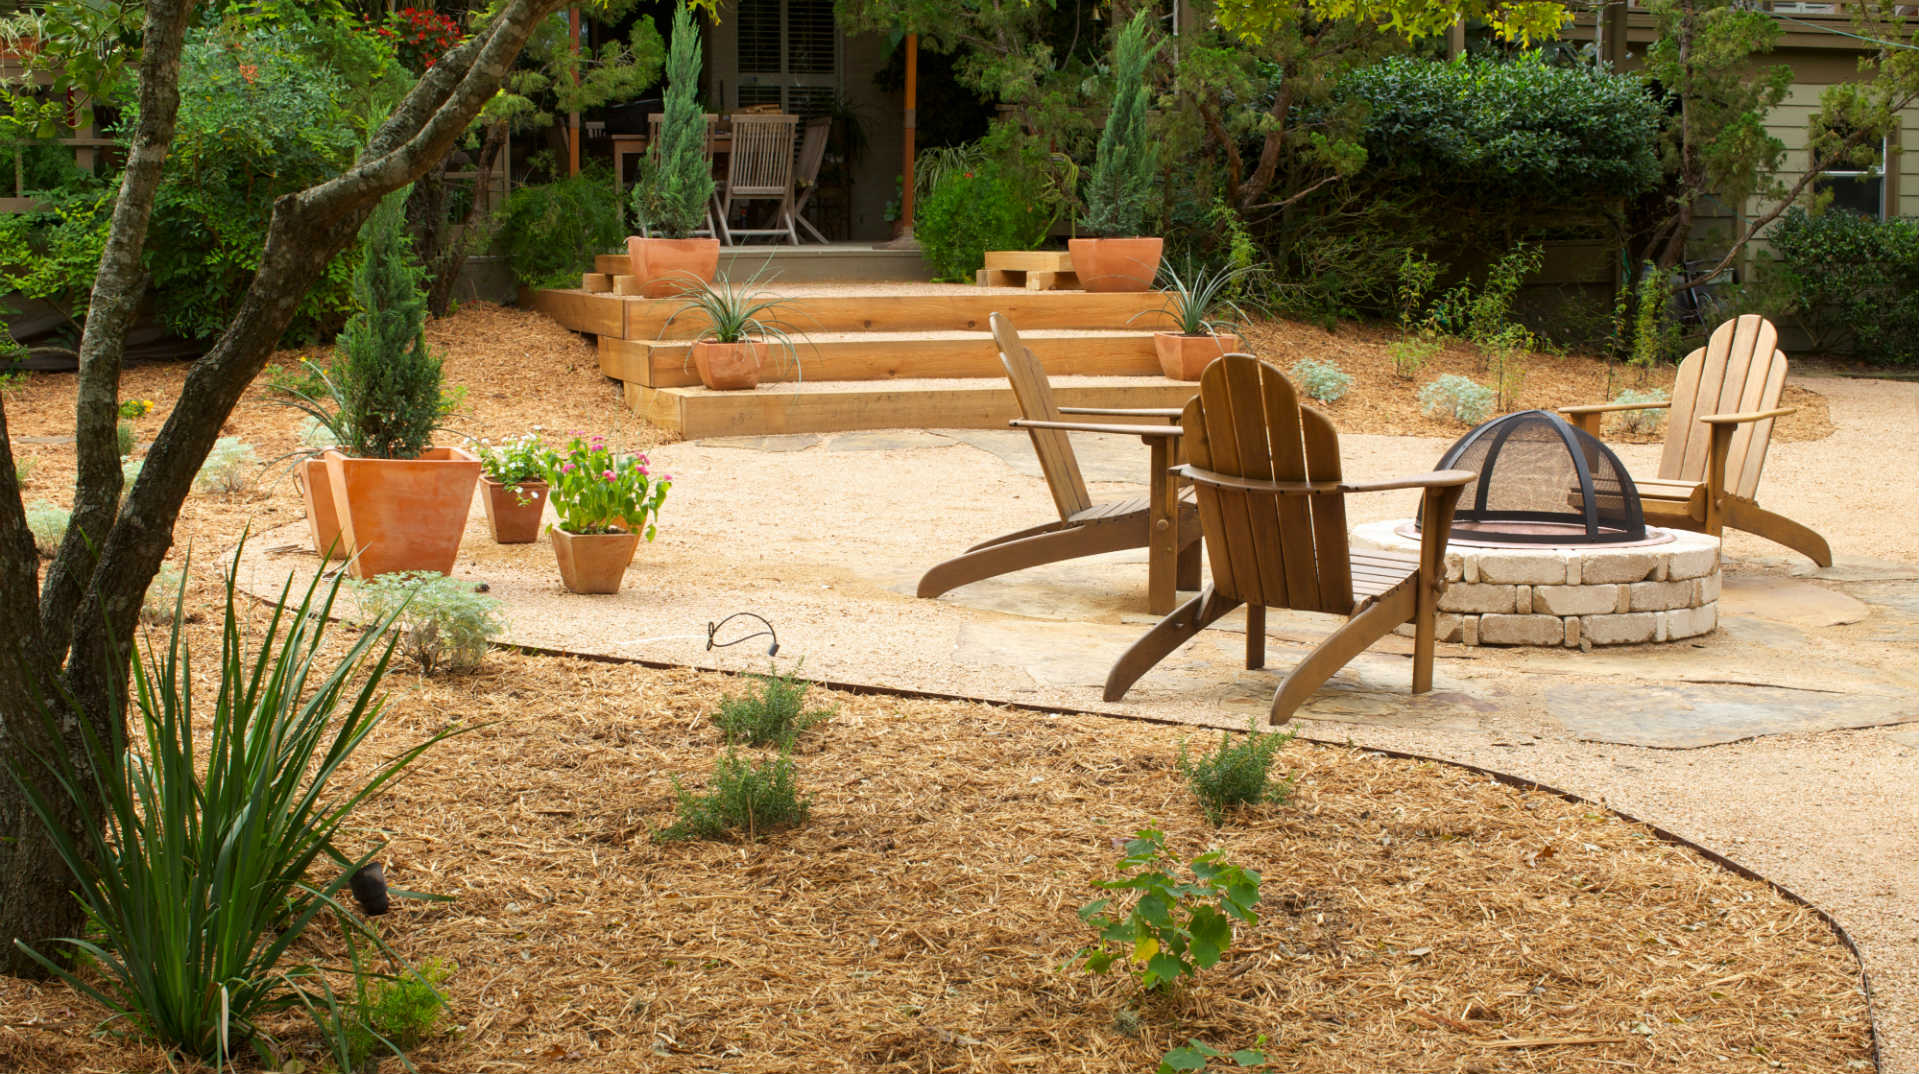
[1076,828,1260,993]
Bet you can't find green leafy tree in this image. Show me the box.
[1080,10,1164,237]
[632,3,715,238]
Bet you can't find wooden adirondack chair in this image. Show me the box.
[1104,355,1474,726]
[1558,314,1832,566]
[917,314,1202,604]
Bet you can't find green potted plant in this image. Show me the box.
[475,431,555,543]
[542,434,673,594]
[286,190,478,579]
[1142,261,1262,380]
[665,269,807,390]
[628,2,718,298]
[1069,10,1165,293]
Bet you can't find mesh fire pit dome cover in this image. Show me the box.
[1416,409,1646,544]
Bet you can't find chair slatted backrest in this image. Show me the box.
[990,313,1093,521]
[793,117,830,210]
[1183,355,1354,614]
[1660,314,1789,499]
[725,113,799,197]
[646,112,720,162]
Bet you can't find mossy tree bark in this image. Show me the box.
[0,0,569,978]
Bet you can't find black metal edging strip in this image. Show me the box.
[498,637,1883,1072]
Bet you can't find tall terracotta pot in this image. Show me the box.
[297,451,347,560]
[481,478,548,544]
[1154,332,1243,381]
[324,446,481,581]
[627,236,720,298]
[550,528,641,594]
[1068,237,1164,293]
[691,340,762,390]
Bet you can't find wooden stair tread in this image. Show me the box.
[630,328,1160,346]
[655,373,1196,396]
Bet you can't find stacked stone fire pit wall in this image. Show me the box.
[1352,521,1721,649]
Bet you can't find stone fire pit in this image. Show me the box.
[1354,520,1721,649]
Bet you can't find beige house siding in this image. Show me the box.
[1745,81,1919,227]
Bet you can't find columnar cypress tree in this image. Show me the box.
[631,3,715,238]
[335,189,442,459]
[1079,10,1163,238]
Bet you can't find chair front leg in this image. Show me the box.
[1413,484,1464,694]
[1703,421,1735,536]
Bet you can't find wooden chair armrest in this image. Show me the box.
[1698,406,1795,426]
[1558,401,1673,416]
[1173,467,1474,496]
[1056,406,1185,421]
[1011,419,1183,439]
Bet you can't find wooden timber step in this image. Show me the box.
[599,329,1160,388]
[624,375,1203,439]
[527,286,1176,339]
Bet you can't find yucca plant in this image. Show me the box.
[664,266,814,382]
[1149,260,1265,337]
[10,552,455,1062]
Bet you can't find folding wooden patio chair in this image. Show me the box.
[719,113,800,244]
[917,314,1202,604]
[1558,314,1832,566]
[791,117,831,243]
[1104,354,1474,726]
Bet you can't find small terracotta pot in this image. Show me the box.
[481,478,548,544]
[1154,332,1243,381]
[691,340,762,390]
[324,446,481,581]
[297,452,347,560]
[551,528,641,594]
[627,236,720,298]
[1068,237,1164,293]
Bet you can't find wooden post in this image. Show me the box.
[567,7,582,177]
[899,33,918,235]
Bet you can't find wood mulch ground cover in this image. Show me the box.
[0,303,1870,1073]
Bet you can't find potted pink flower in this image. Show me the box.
[541,434,672,594]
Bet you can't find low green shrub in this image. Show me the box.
[1765,207,1919,366]
[494,168,625,289]
[1389,335,1439,381]
[915,164,1053,283]
[346,958,452,1070]
[352,571,505,675]
[1418,374,1495,425]
[24,500,68,556]
[1289,358,1352,403]
[1425,244,1541,352]
[1177,719,1296,826]
[193,436,258,497]
[1607,388,1670,437]
[1076,827,1260,993]
[713,665,833,749]
[656,749,810,842]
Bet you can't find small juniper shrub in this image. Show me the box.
[1418,374,1496,425]
[352,571,504,674]
[347,958,453,1071]
[193,436,259,497]
[24,501,68,556]
[1607,387,1670,437]
[1177,717,1296,826]
[1077,827,1260,992]
[656,749,810,842]
[712,664,833,748]
[1289,357,1352,403]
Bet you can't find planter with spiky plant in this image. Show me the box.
[628,3,719,298]
[293,190,478,578]
[1069,10,1165,293]
[665,268,808,390]
[1141,261,1263,380]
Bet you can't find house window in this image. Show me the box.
[1813,135,1889,219]
[735,0,838,117]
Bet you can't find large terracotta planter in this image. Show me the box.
[481,478,548,544]
[691,340,762,390]
[1068,237,1164,293]
[1154,332,1243,381]
[297,452,346,560]
[550,528,641,594]
[324,446,481,581]
[627,236,720,298]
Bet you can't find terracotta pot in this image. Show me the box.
[1154,332,1243,381]
[550,528,641,594]
[480,478,548,544]
[1068,237,1164,293]
[627,236,720,298]
[297,452,347,560]
[691,340,762,390]
[324,446,481,581]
